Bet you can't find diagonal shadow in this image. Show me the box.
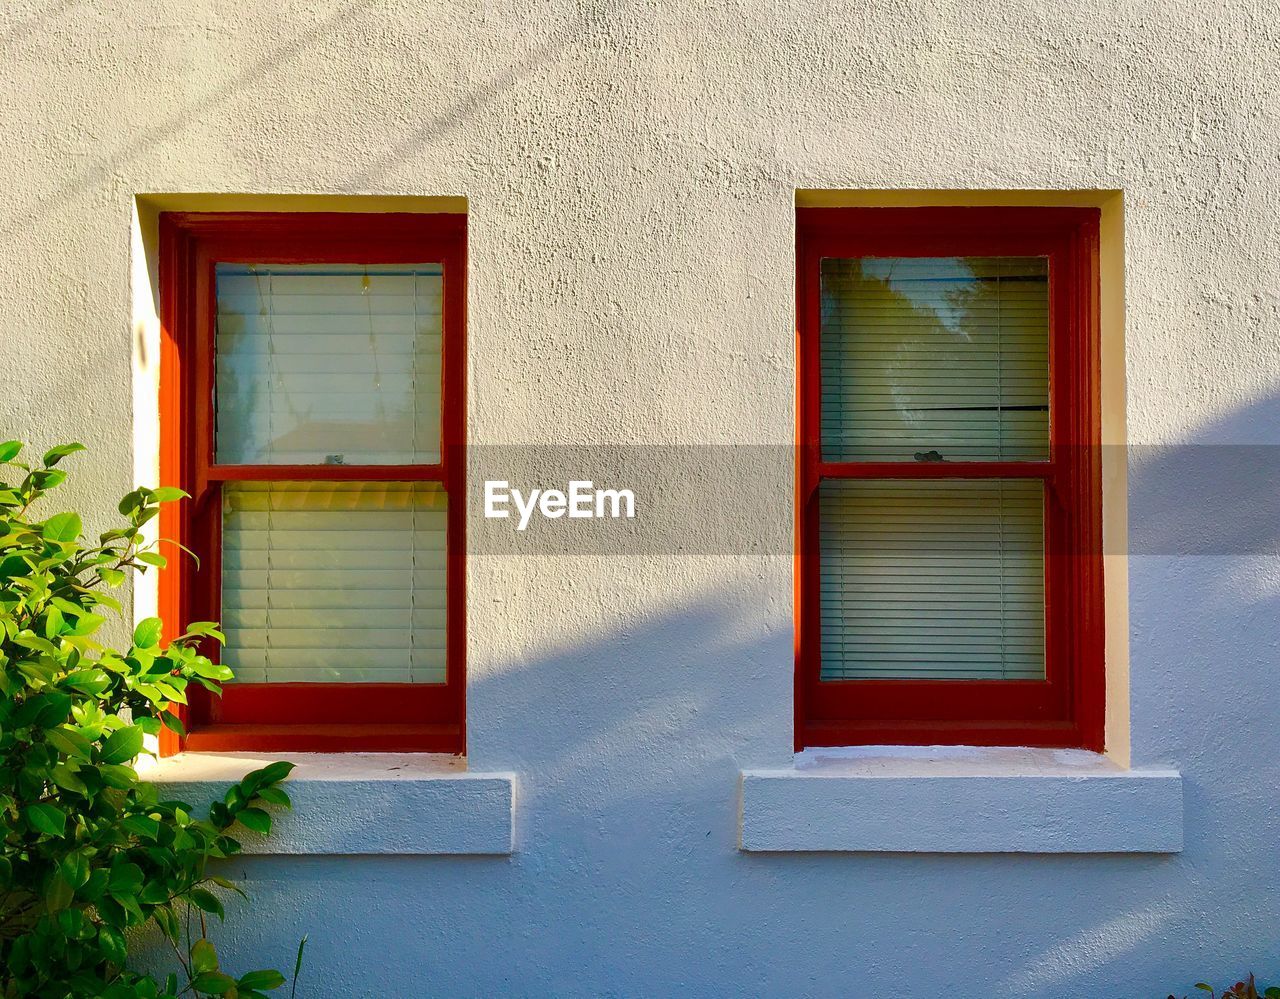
[0,0,86,48]
[0,1,364,245]
[346,0,627,189]
[1,0,629,244]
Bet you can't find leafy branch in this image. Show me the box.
[0,440,301,999]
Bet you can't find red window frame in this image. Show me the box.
[795,206,1104,751]
[157,212,467,755]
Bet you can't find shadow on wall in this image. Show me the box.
[0,0,629,244]
[139,393,1280,997]
[1004,389,1280,995]
[191,583,1170,998]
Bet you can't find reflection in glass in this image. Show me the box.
[214,263,443,465]
[820,256,1048,462]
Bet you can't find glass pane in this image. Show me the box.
[819,479,1045,680]
[214,263,443,465]
[820,256,1048,462]
[221,481,447,684]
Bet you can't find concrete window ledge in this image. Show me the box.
[140,753,515,856]
[739,747,1182,854]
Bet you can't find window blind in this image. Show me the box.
[220,481,448,684]
[818,479,1045,680]
[214,263,443,465]
[820,256,1048,462]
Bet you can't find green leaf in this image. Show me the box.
[33,691,74,728]
[136,715,163,737]
[189,887,226,919]
[208,875,248,899]
[43,605,65,638]
[100,566,125,586]
[50,763,88,795]
[46,872,75,912]
[1263,988,1280,999]
[100,725,144,764]
[99,925,127,967]
[118,489,144,516]
[254,786,291,808]
[246,760,296,791]
[24,803,67,837]
[50,595,86,616]
[41,511,82,543]
[160,710,187,736]
[148,486,188,503]
[190,659,235,681]
[236,807,272,835]
[42,442,86,466]
[0,440,22,462]
[136,551,167,568]
[61,668,111,694]
[55,906,84,936]
[80,868,109,902]
[239,970,286,991]
[191,938,219,974]
[152,903,181,943]
[293,934,307,991]
[133,616,163,648]
[99,763,139,788]
[121,814,161,840]
[67,613,106,637]
[107,861,143,898]
[138,880,170,905]
[59,852,89,889]
[190,971,237,995]
[185,621,228,642]
[31,468,67,490]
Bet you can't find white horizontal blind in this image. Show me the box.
[214,263,443,465]
[820,256,1048,462]
[221,481,447,684]
[819,479,1045,680]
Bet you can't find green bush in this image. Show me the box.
[0,440,298,998]
[1172,977,1280,999]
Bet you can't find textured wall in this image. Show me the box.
[2,0,1279,995]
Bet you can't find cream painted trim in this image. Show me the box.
[136,192,467,215]
[740,747,1179,854]
[142,753,515,855]
[793,190,1129,764]
[794,189,1120,210]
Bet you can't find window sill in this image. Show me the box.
[739,747,1182,854]
[139,753,515,855]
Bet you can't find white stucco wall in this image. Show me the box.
[2,1,1279,995]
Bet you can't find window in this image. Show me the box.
[796,207,1103,750]
[158,213,466,753]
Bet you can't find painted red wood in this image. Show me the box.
[183,723,460,754]
[795,206,1104,752]
[158,212,467,755]
[817,461,1054,480]
[205,464,445,481]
